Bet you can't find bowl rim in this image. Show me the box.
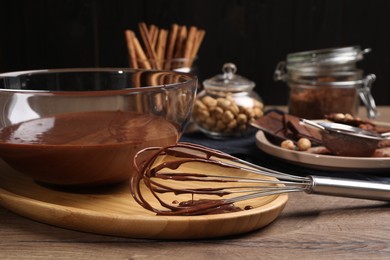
[0,67,197,94]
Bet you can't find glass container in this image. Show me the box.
[192,63,264,138]
[274,46,378,119]
[0,68,197,186]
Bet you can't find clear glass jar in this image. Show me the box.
[274,46,378,119]
[192,63,264,138]
[136,57,198,74]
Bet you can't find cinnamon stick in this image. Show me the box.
[138,22,159,69]
[125,22,205,70]
[149,24,159,50]
[124,30,138,69]
[132,36,151,69]
[191,29,206,59]
[189,29,206,67]
[183,26,197,67]
[148,24,156,35]
[156,29,168,69]
[165,23,179,69]
[174,25,188,59]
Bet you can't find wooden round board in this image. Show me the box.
[0,160,287,239]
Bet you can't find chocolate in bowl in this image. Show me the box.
[302,120,388,157]
[0,68,197,186]
[320,130,379,157]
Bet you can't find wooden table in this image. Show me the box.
[1,107,390,259]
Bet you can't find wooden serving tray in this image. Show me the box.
[0,160,287,239]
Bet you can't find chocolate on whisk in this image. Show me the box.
[130,142,390,216]
[130,143,251,216]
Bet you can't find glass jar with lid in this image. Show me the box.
[274,46,378,119]
[192,63,264,138]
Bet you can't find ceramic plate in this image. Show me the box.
[255,131,390,171]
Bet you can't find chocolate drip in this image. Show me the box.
[129,142,251,216]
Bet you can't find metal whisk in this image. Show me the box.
[130,142,390,216]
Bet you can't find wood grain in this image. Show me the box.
[1,188,389,259]
[0,159,287,240]
[1,106,390,259]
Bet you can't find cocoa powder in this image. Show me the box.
[289,87,358,119]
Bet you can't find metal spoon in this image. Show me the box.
[301,119,390,157]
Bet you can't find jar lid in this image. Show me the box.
[203,63,255,92]
[286,46,371,69]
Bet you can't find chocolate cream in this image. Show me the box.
[0,110,179,186]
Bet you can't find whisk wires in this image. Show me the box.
[130,142,312,216]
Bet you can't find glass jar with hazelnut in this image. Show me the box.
[192,63,264,138]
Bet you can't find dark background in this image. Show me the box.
[1,0,389,105]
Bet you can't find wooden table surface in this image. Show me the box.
[1,107,390,260]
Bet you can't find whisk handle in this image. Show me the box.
[307,176,390,201]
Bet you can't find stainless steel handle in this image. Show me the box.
[300,119,326,131]
[306,175,390,201]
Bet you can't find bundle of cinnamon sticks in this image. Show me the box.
[125,22,205,70]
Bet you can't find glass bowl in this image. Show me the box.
[0,68,197,186]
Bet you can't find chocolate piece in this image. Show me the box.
[321,131,378,157]
[252,112,323,145]
[251,111,288,141]
[282,114,296,139]
[284,114,322,144]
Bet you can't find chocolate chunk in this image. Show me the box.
[251,111,288,141]
[284,114,322,144]
[252,111,323,145]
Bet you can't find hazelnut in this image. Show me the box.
[237,113,248,124]
[334,113,345,120]
[194,94,263,136]
[222,110,235,123]
[253,107,263,118]
[202,96,217,108]
[217,98,232,110]
[254,100,264,109]
[297,138,311,151]
[194,100,207,111]
[227,120,237,129]
[212,106,224,119]
[345,113,354,120]
[230,103,240,115]
[281,140,296,150]
[215,120,226,131]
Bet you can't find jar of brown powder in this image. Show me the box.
[274,46,378,119]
